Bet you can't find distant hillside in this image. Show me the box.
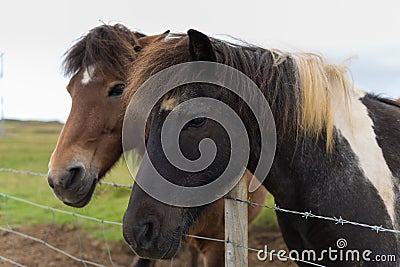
[3,119,64,125]
[0,119,64,137]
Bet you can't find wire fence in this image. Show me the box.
[0,192,118,266]
[1,167,399,267]
[0,168,133,189]
[0,191,319,267]
[2,168,398,235]
[0,168,129,267]
[0,255,27,267]
[0,226,108,267]
[224,195,400,235]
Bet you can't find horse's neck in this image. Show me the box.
[263,132,330,209]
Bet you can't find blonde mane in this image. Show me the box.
[290,52,352,149]
[124,33,353,149]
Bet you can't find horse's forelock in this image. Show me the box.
[62,23,143,80]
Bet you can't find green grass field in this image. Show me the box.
[0,120,277,242]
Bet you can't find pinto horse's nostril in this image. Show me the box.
[135,217,160,250]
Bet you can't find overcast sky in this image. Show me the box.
[0,0,399,122]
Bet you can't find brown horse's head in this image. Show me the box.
[48,24,167,207]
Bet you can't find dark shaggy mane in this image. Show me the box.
[125,33,353,149]
[63,23,144,80]
[126,34,299,138]
[212,38,299,138]
[367,93,400,109]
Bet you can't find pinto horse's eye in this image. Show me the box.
[187,117,206,128]
[108,83,125,97]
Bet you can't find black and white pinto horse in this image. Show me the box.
[122,29,400,266]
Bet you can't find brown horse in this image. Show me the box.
[47,24,267,267]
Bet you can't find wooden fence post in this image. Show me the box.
[225,174,248,267]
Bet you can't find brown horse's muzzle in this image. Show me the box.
[48,164,97,207]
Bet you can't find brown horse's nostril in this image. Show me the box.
[47,175,55,188]
[48,165,85,190]
[64,166,85,189]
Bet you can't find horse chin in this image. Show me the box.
[161,227,183,259]
[62,179,97,208]
[125,228,182,260]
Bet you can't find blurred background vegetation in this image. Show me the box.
[0,120,277,242]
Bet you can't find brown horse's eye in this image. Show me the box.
[187,117,206,127]
[108,83,125,97]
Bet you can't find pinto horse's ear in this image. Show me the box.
[135,30,170,50]
[188,29,216,62]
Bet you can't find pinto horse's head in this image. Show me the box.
[47,24,168,207]
[122,29,257,259]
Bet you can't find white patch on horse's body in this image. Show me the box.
[81,65,95,85]
[333,89,396,224]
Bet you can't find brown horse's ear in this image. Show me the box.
[136,30,170,49]
[187,29,216,62]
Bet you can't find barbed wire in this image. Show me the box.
[2,167,400,266]
[0,193,122,226]
[0,191,120,266]
[3,167,398,235]
[73,215,88,267]
[0,168,47,177]
[0,168,133,189]
[186,234,325,267]
[0,191,322,267]
[224,195,400,234]
[0,170,125,266]
[0,255,28,267]
[0,226,107,267]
